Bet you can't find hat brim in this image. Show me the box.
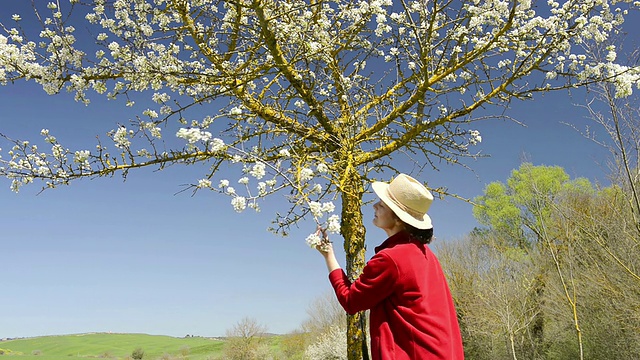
[372,181,433,230]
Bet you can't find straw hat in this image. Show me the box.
[372,174,434,229]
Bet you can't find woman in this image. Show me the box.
[316,173,464,360]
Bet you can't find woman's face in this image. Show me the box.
[373,200,403,234]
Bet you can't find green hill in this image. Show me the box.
[0,333,225,360]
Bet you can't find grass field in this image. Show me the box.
[0,333,228,360]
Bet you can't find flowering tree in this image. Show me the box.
[1,1,639,358]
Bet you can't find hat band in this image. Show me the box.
[385,187,424,219]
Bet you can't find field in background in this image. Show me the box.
[0,333,230,360]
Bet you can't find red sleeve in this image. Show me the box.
[328,252,398,315]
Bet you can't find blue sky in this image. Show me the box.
[1,2,635,339]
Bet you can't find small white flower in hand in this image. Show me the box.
[306,227,331,252]
[306,233,322,248]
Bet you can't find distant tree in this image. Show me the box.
[473,163,580,248]
[298,291,352,359]
[581,43,640,228]
[438,232,545,360]
[301,291,346,338]
[222,317,269,360]
[578,42,640,282]
[547,54,640,358]
[533,176,640,359]
[470,158,640,359]
[1,1,638,358]
[473,164,594,358]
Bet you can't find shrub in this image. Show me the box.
[179,345,190,357]
[158,352,179,360]
[280,331,309,360]
[131,348,144,360]
[305,325,347,360]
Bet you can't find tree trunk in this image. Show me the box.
[340,169,369,360]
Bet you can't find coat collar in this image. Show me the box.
[375,231,419,254]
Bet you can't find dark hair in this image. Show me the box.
[405,224,434,244]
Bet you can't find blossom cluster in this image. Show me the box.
[176,128,213,144]
[3,120,342,249]
[469,130,482,146]
[180,133,340,242]
[0,0,637,104]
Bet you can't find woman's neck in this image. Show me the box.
[384,226,405,238]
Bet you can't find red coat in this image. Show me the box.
[329,231,464,360]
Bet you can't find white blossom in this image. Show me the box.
[176,128,212,144]
[300,168,314,182]
[309,201,323,218]
[113,127,131,148]
[469,129,482,145]
[219,179,230,188]
[257,182,267,195]
[143,109,158,119]
[305,233,323,249]
[198,179,212,188]
[249,162,266,179]
[327,215,341,233]
[210,138,225,152]
[231,196,247,212]
[311,183,323,194]
[152,92,170,103]
[150,126,162,138]
[321,201,335,213]
[73,150,90,163]
[316,163,329,173]
[279,149,291,157]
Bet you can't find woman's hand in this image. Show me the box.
[314,226,341,272]
[314,227,333,255]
